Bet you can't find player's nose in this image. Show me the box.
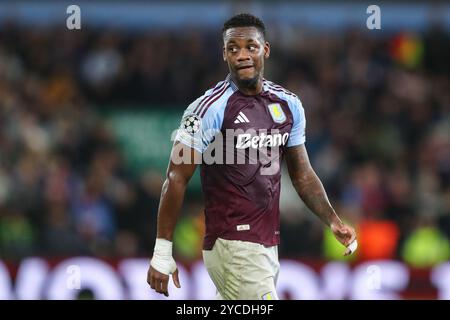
[236,49,251,62]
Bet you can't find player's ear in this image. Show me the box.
[264,41,270,59]
[223,45,227,61]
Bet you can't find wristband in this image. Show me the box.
[150,238,177,275]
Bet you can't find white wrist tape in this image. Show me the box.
[150,239,177,275]
[348,240,358,254]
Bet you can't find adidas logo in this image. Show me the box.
[234,111,249,124]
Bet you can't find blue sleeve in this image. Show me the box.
[287,96,306,147]
[174,96,223,153]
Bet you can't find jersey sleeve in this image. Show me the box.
[287,96,306,147]
[174,96,222,153]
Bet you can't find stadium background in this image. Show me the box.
[1,0,450,299]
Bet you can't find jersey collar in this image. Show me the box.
[225,74,239,92]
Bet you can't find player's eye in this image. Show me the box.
[228,47,238,53]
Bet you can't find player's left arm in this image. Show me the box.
[285,144,357,255]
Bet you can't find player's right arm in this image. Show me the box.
[147,85,226,297]
[147,143,198,297]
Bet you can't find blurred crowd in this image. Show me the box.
[0,22,450,266]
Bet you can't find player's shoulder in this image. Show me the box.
[185,78,236,119]
[263,79,299,101]
[263,79,304,114]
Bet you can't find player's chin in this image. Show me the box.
[236,67,256,79]
[236,71,258,85]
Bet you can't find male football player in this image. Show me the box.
[147,13,357,300]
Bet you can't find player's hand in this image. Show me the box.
[148,239,180,297]
[147,264,181,297]
[330,221,357,256]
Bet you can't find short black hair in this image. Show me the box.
[222,13,266,39]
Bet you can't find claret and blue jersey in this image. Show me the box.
[175,74,306,250]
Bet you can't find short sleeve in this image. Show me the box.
[287,97,306,147]
[174,97,222,153]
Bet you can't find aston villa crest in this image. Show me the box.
[267,103,286,124]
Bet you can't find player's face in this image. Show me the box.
[223,27,270,87]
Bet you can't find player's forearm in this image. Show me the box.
[156,173,189,241]
[291,170,342,227]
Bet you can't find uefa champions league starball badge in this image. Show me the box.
[182,114,201,134]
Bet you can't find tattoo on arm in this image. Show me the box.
[285,145,341,227]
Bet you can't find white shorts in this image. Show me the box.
[202,237,280,300]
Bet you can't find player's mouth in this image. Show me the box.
[236,65,254,71]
